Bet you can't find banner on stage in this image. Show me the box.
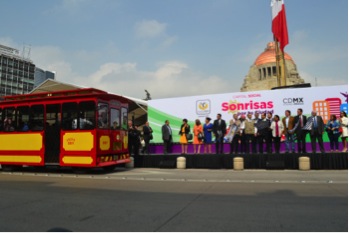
[148,85,348,143]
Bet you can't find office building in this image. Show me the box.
[34,67,55,87]
[0,44,35,96]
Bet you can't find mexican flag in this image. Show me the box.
[271,0,289,52]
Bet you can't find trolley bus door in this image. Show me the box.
[44,104,61,164]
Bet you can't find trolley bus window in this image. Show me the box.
[98,103,108,129]
[46,104,61,128]
[62,102,78,130]
[121,107,128,130]
[0,108,2,131]
[79,101,95,130]
[3,107,15,132]
[110,108,120,130]
[30,105,44,131]
[17,106,30,132]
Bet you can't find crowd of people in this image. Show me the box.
[127,109,348,156]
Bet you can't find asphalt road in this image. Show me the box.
[0,168,347,232]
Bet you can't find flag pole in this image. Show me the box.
[274,37,281,87]
[274,37,287,87]
[280,48,287,86]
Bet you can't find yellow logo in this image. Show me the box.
[198,102,209,110]
[196,99,211,115]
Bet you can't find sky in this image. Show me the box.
[0,0,347,100]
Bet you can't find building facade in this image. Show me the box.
[0,44,35,96]
[240,42,305,92]
[34,67,55,88]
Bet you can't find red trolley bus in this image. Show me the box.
[0,88,131,171]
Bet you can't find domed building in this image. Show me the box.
[240,42,305,92]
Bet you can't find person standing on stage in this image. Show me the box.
[161,120,172,155]
[203,117,213,154]
[282,110,295,153]
[339,111,348,152]
[255,113,270,154]
[293,108,308,153]
[228,114,241,154]
[213,113,227,154]
[239,115,246,154]
[244,113,257,154]
[270,115,284,154]
[142,121,153,155]
[253,112,261,153]
[128,120,141,163]
[193,119,204,154]
[326,114,341,152]
[179,119,190,154]
[266,112,273,153]
[307,111,325,154]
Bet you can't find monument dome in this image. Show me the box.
[240,42,304,92]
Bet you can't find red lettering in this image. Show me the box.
[267,101,274,108]
[222,102,229,111]
[222,100,274,111]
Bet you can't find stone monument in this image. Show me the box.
[240,42,304,92]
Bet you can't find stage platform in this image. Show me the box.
[134,153,348,170]
[134,142,348,170]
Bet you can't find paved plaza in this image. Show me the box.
[0,168,347,232]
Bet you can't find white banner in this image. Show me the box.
[148,85,348,142]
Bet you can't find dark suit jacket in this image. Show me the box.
[294,115,307,132]
[308,116,324,135]
[213,119,227,137]
[255,119,270,136]
[143,125,153,141]
[162,124,172,141]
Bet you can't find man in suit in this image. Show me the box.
[266,112,274,153]
[161,120,172,155]
[308,111,325,153]
[293,108,308,153]
[213,113,227,154]
[255,113,270,154]
[128,120,141,165]
[142,121,153,155]
[282,110,295,153]
[252,112,261,153]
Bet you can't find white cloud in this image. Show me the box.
[80,60,232,99]
[135,20,167,39]
[0,37,17,48]
[161,36,178,47]
[134,19,178,49]
[299,71,347,87]
[18,43,230,99]
[0,37,235,99]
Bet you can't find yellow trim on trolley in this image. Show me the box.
[0,134,43,151]
[62,156,93,165]
[99,136,110,151]
[63,132,94,151]
[0,155,42,163]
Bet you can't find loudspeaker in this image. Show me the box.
[159,160,176,168]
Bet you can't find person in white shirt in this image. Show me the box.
[270,115,284,153]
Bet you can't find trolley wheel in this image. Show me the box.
[1,165,21,172]
[72,167,89,174]
[102,165,117,173]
